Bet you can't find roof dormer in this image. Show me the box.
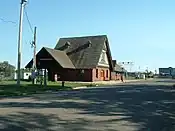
[87,40,92,48]
[65,41,70,47]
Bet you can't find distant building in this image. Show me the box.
[112,60,127,80]
[14,69,32,81]
[159,67,175,76]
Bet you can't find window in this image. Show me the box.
[96,69,98,78]
[106,70,108,78]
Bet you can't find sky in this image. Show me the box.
[0,0,175,72]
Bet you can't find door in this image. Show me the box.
[100,70,105,81]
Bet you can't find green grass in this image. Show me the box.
[0,81,97,97]
[47,81,97,87]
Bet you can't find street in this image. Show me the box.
[0,79,175,131]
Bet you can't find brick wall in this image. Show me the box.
[49,68,92,82]
[48,68,113,82]
[92,67,110,81]
[111,72,116,80]
[116,73,121,80]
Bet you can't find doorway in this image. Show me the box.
[100,70,105,81]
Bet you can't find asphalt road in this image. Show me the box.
[0,79,175,131]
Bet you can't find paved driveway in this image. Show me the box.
[0,79,175,131]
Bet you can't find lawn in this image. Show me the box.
[0,81,96,97]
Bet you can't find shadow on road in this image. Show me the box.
[0,82,175,131]
[155,79,175,83]
[0,112,96,131]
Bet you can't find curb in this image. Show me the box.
[73,86,88,90]
[73,79,149,89]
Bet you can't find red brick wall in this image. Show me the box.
[49,68,92,82]
[111,72,116,80]
[116,73,121,80]
[48,68,114,82]
[92,67,110,81]
[66,69,92,82]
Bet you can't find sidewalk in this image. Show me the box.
[73,79,147,89]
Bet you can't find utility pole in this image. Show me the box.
[32,27,37,84]
[17,0,27,86]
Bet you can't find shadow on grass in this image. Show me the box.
[0,81,175,130]
[0,83,72,97]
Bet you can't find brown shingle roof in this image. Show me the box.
[55,35,113,69]
[26,35,114,70]
[25,47,75,69]
[44,47,75,69]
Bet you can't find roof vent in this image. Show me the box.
[65,41,70,47]
[87,40,92,47]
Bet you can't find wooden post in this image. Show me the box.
[62,81,65,87]
[44,69,47,87]
[39,69,43,86]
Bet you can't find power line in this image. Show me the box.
[24,7,34,34]
[0,18,17,25]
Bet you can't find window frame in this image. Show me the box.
[106,70,108,78]
[96,69,98,78]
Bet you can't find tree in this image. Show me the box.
[0,61,15,80]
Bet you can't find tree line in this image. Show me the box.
[0,61,15,80]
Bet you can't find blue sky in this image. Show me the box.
[0,0,175,72]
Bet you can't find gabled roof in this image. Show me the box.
[25,47,75,69]
[55,35,113,69]
[44,47,75,68]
